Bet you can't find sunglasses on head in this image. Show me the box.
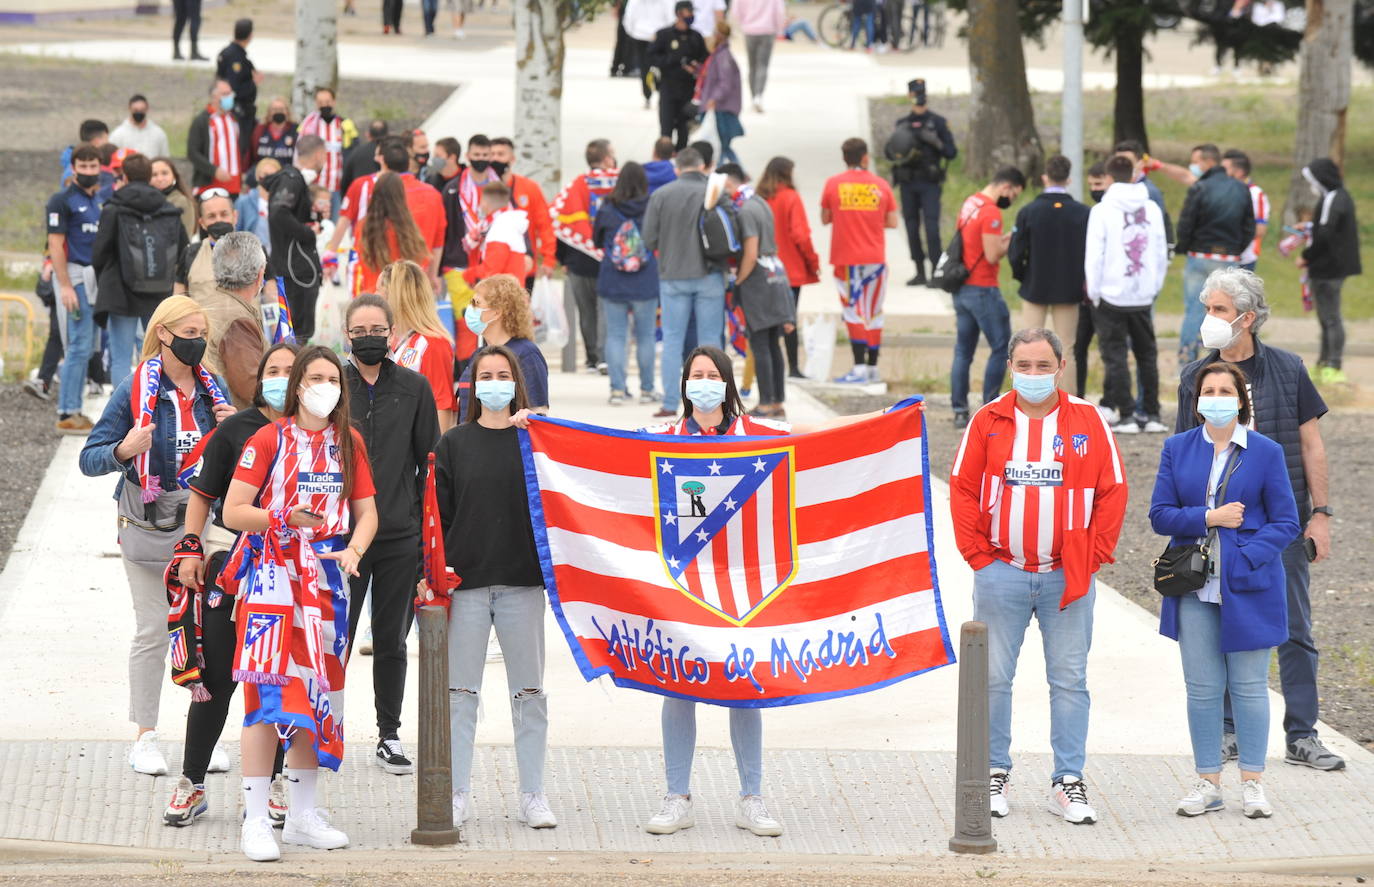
[198,187,231,201]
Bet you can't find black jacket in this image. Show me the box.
[345,359,441,544]
[886,109,957,185]
[647,25,708,95]
[90,182,188,323]
[185,109,226,191]
[1007,190,1091,305]
[263,165,321,300]
[1302,158,1362,280]
[440,172,469,269]
[1175,166,1255,257]
[215,41,257,109]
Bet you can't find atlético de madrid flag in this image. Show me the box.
[520,397,954,707]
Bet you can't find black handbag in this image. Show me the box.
[1153,449,1239,597]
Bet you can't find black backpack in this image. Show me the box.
[699,201,743,263]
[117,206,182,296]
[930,218,972,294]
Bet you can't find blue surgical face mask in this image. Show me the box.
[1188,162,1203,179]
[1011,370,1057,404]
[685,378,727,412]
[1197,395,1240,427]
[219,93,236,112]
[260,377,289,411]
[464,304,489,336]
[475,379,516,412]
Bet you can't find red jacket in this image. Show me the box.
[949,390,1128,608]
[766,186,820,287]
[508,173,557,272]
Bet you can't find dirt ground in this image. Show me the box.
[0,384,62,574]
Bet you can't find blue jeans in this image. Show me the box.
[850,10,875,47]
[662,698,763,797]
[447,585,548,794]
[973,559,1094,782]
[603,297,657,395]
[57,282,95,415]
[950,284,1011,414]
[660,272,725,413]
[1177,594,1271,773]
[107,312,146,390]
[1179,256,1230,363]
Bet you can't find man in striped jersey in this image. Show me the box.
[950,327,1128,826]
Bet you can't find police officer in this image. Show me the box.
[885,78,956,286]
[648,1,709,152]
[216,18,262,158]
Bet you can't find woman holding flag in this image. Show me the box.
[80,296,236,779]
[221,345,378,862]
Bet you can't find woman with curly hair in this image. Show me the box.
[454,273,549,421]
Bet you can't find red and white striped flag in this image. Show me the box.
[520,398,953,707]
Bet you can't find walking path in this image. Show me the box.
[0,25,1371,866]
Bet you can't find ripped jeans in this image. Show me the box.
[448,585,548,794]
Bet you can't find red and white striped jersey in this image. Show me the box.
[298,112,344,192]
[989,406,1067,573]
[199,110,241,195]
[340,172,380,227]
[1241,182,1269,265]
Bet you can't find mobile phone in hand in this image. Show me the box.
[301,509,323,520]
[1303,536,1317,562]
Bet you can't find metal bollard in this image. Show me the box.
[949,620,997,855]
[561,283,577,373]
[411,604,461,845]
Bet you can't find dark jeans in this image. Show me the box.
[783,286,802,374]
[899,180,942,267]
[1310,276,1346,369]
[423,0,438,33]
[950,284,1010,413]
[1093,302,1158,419]
[659,88,694,151]
[566,271,604,366]
[1073,302,1094,399]
[287,285,319,343]
[1225,537,1321,743]
[383,0,404,29]
[39,301,62,384]
[749,325,786,404]
[172,0,202,48]
[347,535,420,738]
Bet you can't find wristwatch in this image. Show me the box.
[1311,506,1333,518]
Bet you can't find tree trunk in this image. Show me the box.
[1286,0,1352,223]
[1112,26,1149,152]
[294,0,338,119]
[964,0,1044,180]
[514,0,565,195]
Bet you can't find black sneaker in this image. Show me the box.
[1221,731,1238,763]
[906,273,928,287]
[954,411,969,430]
[1285,736,1345,771]
[376,738,415,775]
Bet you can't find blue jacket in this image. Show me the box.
[1148,425,1300,652]
[644,160,676,194]
[80,369,223,500]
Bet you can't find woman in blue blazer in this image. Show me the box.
[1149,362,1299,821]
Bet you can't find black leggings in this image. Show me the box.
[749,325,786,405]
[783,286,802,375]
[172,0,202,48]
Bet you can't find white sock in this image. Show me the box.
[242,776,271,821]
[285,767,318,814]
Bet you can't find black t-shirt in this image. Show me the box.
[188,407,271,529]
[433,422,543,590]
[1232,355,1327,426]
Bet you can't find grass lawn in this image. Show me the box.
[872,83,1374,321]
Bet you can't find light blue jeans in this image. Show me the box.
[56,280,94,415]
[973,559,1095,782]
[1179,256,1231,364]
[659,272,725,413]
[602,296,657,396]
[447,585,548,794]
[1177,593,1270,773]
[107,312,147,390]
[662,698,763,797]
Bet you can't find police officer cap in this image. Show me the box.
[908,79,927,98]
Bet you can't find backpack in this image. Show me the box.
[117,206,181,296]
[930,216,972,294]
[699,201,743,262]
[610,217,648,273]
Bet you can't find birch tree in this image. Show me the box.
[514,0,567,194]
[294,0,338,119]
[1286,0,1353,223]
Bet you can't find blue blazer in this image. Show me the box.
[1148,425,1300,652]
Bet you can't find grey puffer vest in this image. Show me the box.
[1176,336,1310,522]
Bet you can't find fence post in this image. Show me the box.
[949,620,997,855]
[561,281,577,373]
[411,604,461,845]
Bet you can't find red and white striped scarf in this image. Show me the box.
[299,112,344,192]
[459,167,497,252]
[207,109,241,183]
[129,357,228,504]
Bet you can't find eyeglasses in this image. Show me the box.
[347,327,391,338]
[198,187,231,201]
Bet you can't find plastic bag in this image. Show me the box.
[532,276,568,350]
[695,111,721,163]
[801,313,837,382]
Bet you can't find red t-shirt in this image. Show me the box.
[393,331,456,412]
[403,175,447,251]
[340,173,377,227]
[819,168,895,268]
[958,192,1004,288]
[233,422,377,509]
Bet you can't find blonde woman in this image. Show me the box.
[378,259,457,430]
[456,273,549,421]
[80,295,234,776]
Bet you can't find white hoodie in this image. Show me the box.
[1084,181,1168,309]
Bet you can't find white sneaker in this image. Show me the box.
[129,732,168,776]
[1141,419,1169,433]
[283,807,349,850]
[452,790,473,824]
[1111,419,1141,435]
[753,99,764,113]
[208,743,231,773]
[519,791,558,828]
[1048,776,1097,824]
[1096,405,1120,426]
[645,793,694,834]
[268,774,289,826]
[241,815,280,861]
[1242,779,1273,818]
[989,768,1010,818]
[735,795,783,836]
[358,624,373,656]
[866,364,881,383]
[1176,778,1225,816]
[453,28,466,38]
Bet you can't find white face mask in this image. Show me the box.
[1199,313,1242,350]
[301,167,319,186]
[300,382,341,418]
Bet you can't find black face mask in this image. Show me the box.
[490,160,510,177]
[168,334,207,367]
[414,152,430,167]
[318,106,335,122]
[469,159,491,173]
[271,112,287,125]
[202,221,235,241]
[349,335,390,366]
[75,172,100,190]
[161,184,177,196]
[682,13,695,25]
[1090,188,1106,204]
[995,195,1013,209]
[131,111,147,124]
